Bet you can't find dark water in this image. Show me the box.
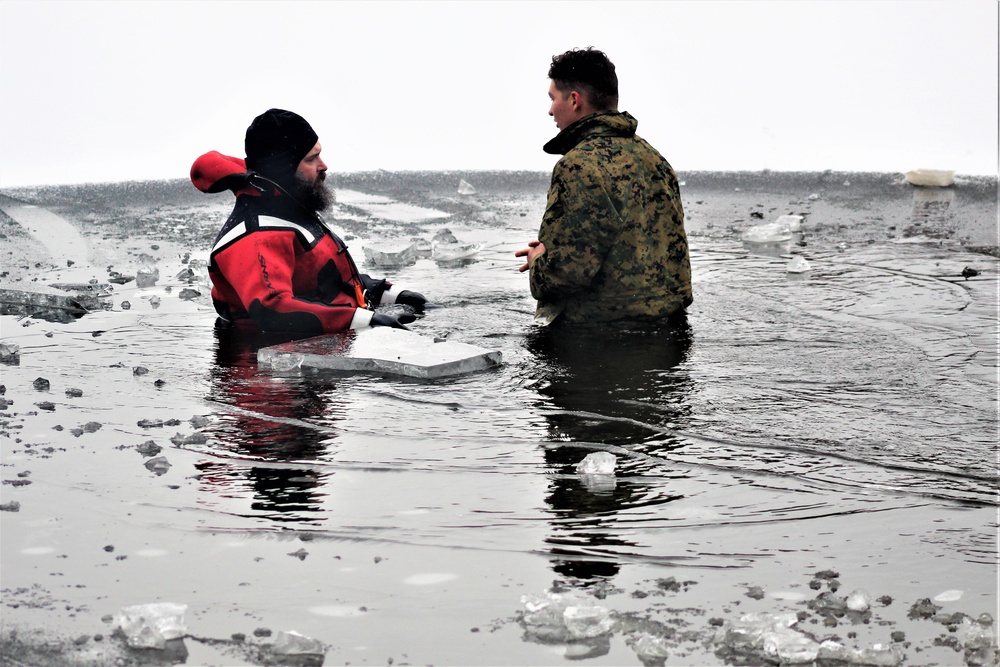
[1,172,996,664]
[100,176,991,580]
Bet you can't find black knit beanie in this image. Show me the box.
[244,109,319,182]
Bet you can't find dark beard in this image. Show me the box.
[294,172,335,212]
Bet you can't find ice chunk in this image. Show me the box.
[905,169,955,187]
[273,630,325,656]
[763,627,820,664]
[117,602,187,649]
[742,222,791,244]
[429,228,481,263]
[846,588,872,611]
[818,640,904,666]
[742,215,804,257]
[780,214,803,232]
[432,240,481,263]
[786,256,811,273]
[258,327,502,379]
[363,243,417,269]
[0,288,96,323]
[136,253,160,288]
[0,342,20,364]
[576,451,616,475]
[563,605,613,639]
[144,456,171,475]
[852,643,905,666]
[432,228,459,244]
[176,259,209,287]
[410,236,432,258]
[958,616,996,650]
[519,588,609,643]
[933,589,963,602]
[457,179,476,195]
[628,633,671,664]
[742,214,803,243]
[719,612,799,651]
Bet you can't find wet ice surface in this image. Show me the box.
[0,172,997,665]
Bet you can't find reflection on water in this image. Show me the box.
[135,178,998,589]
[910,186,954,228]
[526,321,694,581]
[196,325,338,523]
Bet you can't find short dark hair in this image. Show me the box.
[548,47,618,111]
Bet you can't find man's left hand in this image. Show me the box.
[515,240,546,272]
[395,290,426,310]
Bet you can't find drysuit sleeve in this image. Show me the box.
[213,230,373,334]
[529,158,624,301]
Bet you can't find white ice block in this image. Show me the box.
[257,327,502,379]
[905,169,955,187]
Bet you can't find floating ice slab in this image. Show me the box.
[905,169,955,187]
[363,242,418,268]
[576,451,617,475]
[742,215,803,243]
[432,241,481,263]
[258,327,502,379]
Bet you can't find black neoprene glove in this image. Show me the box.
[370,312,416,330]
[395,290,426,310]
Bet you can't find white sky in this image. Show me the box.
[1,0,997,187]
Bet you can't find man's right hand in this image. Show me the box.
[370,312,415,330]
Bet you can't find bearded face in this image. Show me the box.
[294,170,335,212]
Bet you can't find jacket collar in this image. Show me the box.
[543,111,638,155]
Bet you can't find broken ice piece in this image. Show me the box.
[576,451,616,475]
[846,588,872,612]
[786,256,811,274]
[144,456,171,475]
[273,629,325,656]
[117,602,187,649]
[363,243,417,269]
[432,241,481,263]
[905,169,955,187]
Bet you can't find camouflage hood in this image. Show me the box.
[543,111,638,155]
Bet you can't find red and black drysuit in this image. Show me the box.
[192,151,410,334]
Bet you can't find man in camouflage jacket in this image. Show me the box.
[517,48,692,325]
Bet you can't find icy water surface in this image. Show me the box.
[0,172,996,665]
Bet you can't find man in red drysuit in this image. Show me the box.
[191,108,424,334]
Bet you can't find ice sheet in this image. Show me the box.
[257,327,502,379]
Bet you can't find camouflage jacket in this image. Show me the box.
[529,111,693,324]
